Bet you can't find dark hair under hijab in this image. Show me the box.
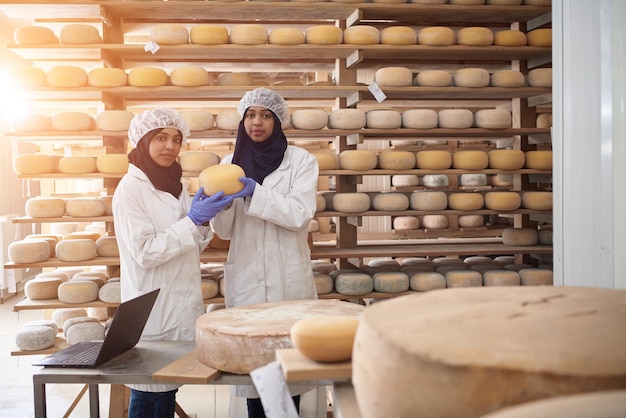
[232,110,287,184]
[128,129,183,198]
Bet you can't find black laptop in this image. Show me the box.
[33,288,160,368]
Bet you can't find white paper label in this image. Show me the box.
[368,81,387,103]
[144,41,160,54]
[250,361,298,418]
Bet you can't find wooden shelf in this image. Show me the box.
[12,297,119,311]
[320,168,551,175]
[4,256,121,269]
[17,173,124,180]
[13,215,114,224]
[316,209,552,217]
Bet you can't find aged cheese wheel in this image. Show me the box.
[311,153,336,171]
[52,308,88,329]
[422,174,449,188]
[410,191,447,210]
[58,280,99,304]
[305,25,343,44]
[10,113,51,132]
[452,150,489,169]
[291,315,360,363]
[170,66,211,87]
[335,273,374,296]
[15,325,57,351]
[63,231,101,242]
[502,227,538,246]
[60,24,101,44]
[375,67,413,87]
[180,151,220,172]
[56,239,98,262]
[339,150,377,170]
[527,68,552,88]
[25,197,66,218]
[493,30,527,46]
[96,236,119,257]
[5,67,47,88]
[216,72,254,86]
[196,299,364,373]
[536,113,552,128]
[521,191,552,210]
[527,28,552,47]
[98,281,121,303]
[313,272,334,295]
[422,214,448,229]
[393,216,420,230]
[409,271,446,291]
[483,270,521,286]
[201,279,219,300]
[290,109,328,130]
[380,26,417,45]
[453,68,490,87]
[63,316,99,336]
[230,24,268,44]
[96,154,129,174]
[415,150,452,169]
[216,110,241,130]
[417,26,455,46]
[457,27,494,46]
[458,214,485,228]
[13,154,55,174]
[448,193,484,210]
[343,25,380,44]
[14,25,59,44]
[180,110,215,130]
[150,24,189,44]
[46,66,88,87]
[190,24,229,45]
[414,70,452,87]
[538,228,552,245]
[488,150,525,170]
[366,109,402,129]
[333,193,371,213]
[51,112,95,131]
[372,193,410,211]
[328,109,366,129]
[65,197,106,217]
[392,175,419,187]
[58,156,97,174]
[378,151,416,170]
[35,271,69,282]
[446,270,483,287]
[490,70,526,87]
[402,109,438,129]
[66,322,105,345]
[268,27,305,45]
[525,150,552,169]
[460,173,487,186]
[128,67,168,87]
[198,164,245,196]
[9,239,50,264]
[484,191,521,211]
[88,68,128,87]
[475,109,512,129]
[519,268,553,286]
[373,272,410,293]
[96,110,134,131]
[25,277,63,300]
[438,109,474,128]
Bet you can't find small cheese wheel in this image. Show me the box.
[25,197,66,218]
[366,109,402,129]
[422,174,449,188]
[96,236,119,257]
[51,308,88,329]
[527,68,552,88]
[487,0,522,3]
[452,150,489,169]
[291,110,328,130]
[453,68,490,87]
[519,268,553,286]
[190,24,229,45]
[536,113,552,128]
[180,151,220,172]
[378,151,416,170]
[98,281,121,303]
[488,149,525,170]
[291,315,360,363]
[414,70,452,87]
[422,214,448,229]
[415,150,452,169]
[475,109,512,129]
[96,110,134,131]
[56,239,98,262]
[128,67,168,87]
[46,66,88,87]
[373,272,410,293]
[13,154,57,175]
[393,216,420,230]
[460,173,487,186]
[51,112,95,131]
[63,231,101,242]
[170,65,211,87]
[438,109,474,128]
[335,273,374,296]
[65,198,106,217]
[328,109,366,129]
[25,277,64,300]
[339,150,377,170]
[230,24,268,45]
[483,270,521,286]
[150,24,189,45]
[538,228,553,245]
[524,150,552,169]
[521,191,552,210]
[35,271,69,282]
[402,109,438,129]
[14,26,59,44]
[313,272,334,295]
[15,325,57,351]
[9,239,50,264]
[268,27,305,45]
[4,67,47,88]
[305,25,343,45]
[372,193,410,211]
[502,227,538,246]
[180,110,215,130]
[409,272,446,291]
[380,26,417,45]
[458,214,485,228]
[446,270,483,288]
[58,280,99,304]
[491,70,526,87]
[216,111,241,130]
[527,28,552,47]
[66,322,105,345]
[312,153,337,171]
[493,30,527,46]
[448,193,484,210]
[88,68,127,87]
[392,175,419,187]
[216,72,254,86]
[198,164,245,196]
[418,26,455,46]
[201,279,219,300]
[410,191,447,210]
[60,24,101,44]
[63,316,99,336]
[96,154,129,174]
[343,25,380,45]
[374,67,413,87]
[457,27,494,46]
[58,156,97,174]
[10,113,51,132]
[333,193,371,213]
[449,0,485,3]
[484,191,521,211]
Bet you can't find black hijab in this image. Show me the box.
[128,129,183,198]
[231,110,287,184]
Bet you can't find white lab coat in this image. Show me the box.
[113,164,210,392]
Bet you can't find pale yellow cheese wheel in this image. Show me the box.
[58,156,97,174]
[216,110,241,130]
[448,193,484,210]
[453,68,490,87]
[10,113,51,132]
[488,150,525,170]
[519,268,553,285]
[475,109,512,129]
[150,24,189,45]
[99,196,113,216]
[375,67,413,87]
[25,277,64,300]
[190,24,229,45]
[179,110,215,130]
[14,26,59,44]
[291,315,360,363]
[4,67,47,88]
[458,214,485,228]
[417,26,455,46]
[484,191,521,211]
[63,231,101,242]
[402,109,438,128]
[25,197,65,218]
[96,236,119,257]
[96,110,134,131]
[494,30,527,46]
[201,279,219,300]
[63,316,100,336]
[290,109,328,130]
[393,216,420,230]
[60,24,101,44]
[414,70,452,87]
[88,68,128,87]
[333,193,371,213]
[438,109,474,128]
[410,191,448,210]
[372,193,410,211]
[128,67,168,87]
[527,28,552,47]
[536,113,552,128]
[343,25,380,45]
[339,150,377,170]
[99,281,121,303]
[490,70,526,87]
[170,66,211,87]
[51,112,95,131]
[524,150,552,169]
[216,72,254,86]
[56,239,98,262]
[482,270,521,286]
[180,151,219,174]
[9,239,50,264]
[13,154,55,175]
[198,164,245,196]
[502,227,538,246]
[415,150,452,169]
[380,26,417,45]
[65,198,106,217]
[96,154,129,174]
[378,151,416,170]
[409,271,446,291]
[452,150,489,169]
[230,24,268,45]
[311,153,337,170]
[58,280,99,304]
[421,214,448,229]
[46,66,88,87]
[268,27,305,45]
[315,194,327,212]
[527,68,552,88]
[366,109,402,129]
[328,109,367,129]
[457,27,494,46]
[521,191,552,210]
[446,270,483,287]
[305,25,343,44]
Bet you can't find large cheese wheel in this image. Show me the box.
[448,193,484,210]
[190,24,229,45]
[475,109,512,129]
[491,70,526,87]
[328,109,366,129]
[402,109,438,129]
[25,197,66,218]
[98,281,121,303]
[422,214,448,229]
[196,299,364,373]
[487,150,525,170]
[56,239,97,262]
[452,150,489,169]
[170,66,211,87]
[335,273,374,296]
[438,109,474,128]
[198,163,245,196]
[339,150,377,170]
[58,280,99,304]
[457,27,494,46]
[291,315,360,363]
[14,26,58,44]
[58,156,97,174]
[343,25,380,45]
[65,198,106,217]
[5,67,47,88]
[502,227,538,246]
[484,191,521,211]
[180,151,220,172]
[521,191,552,210]
[375,67,413,87]
[230,24,268,45]
[422,174,449,188]
[150,24,189,45]
[519,268,553,286]
[180,110,215,130]
[96,154,129,174]
[378,151,416,170]
[410,191,447,210]
[25,277,63,300]
[268,27,305,45]
[493,30,527,46]
[353,286,626,418]
[10,113,51,132]
[366,109,402,129]
[333,193,371,212]
[96,236,119,257]
[311,153,336,170]
[96,110,134,131]
[305,25,343,44]
[46,66,88,87]
[88,68,128,87]
[527,28,552,47]
[483,270,521,286]
[60,24,101,44]
[415,150,452,169]
[524,150,552,169]
[527,68,552,88]
[393,216,419,230]
[290,109,328,130]
[51,112,95,131]
[128,67,168,87]
[216,72,254,86]
[414,70,452,87]
[417,26,455,46]
[15,325,57,351]
[372,193,409,211]
[9,239,51,264]
[380,26,417,45]
[453,68,490,87]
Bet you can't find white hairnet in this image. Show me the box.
[128,108,190,148]
[237,87,289,126]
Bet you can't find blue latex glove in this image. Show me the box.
[229,177,257,199]
[188,188,233,225]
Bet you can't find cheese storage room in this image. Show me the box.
[0,0,625,417]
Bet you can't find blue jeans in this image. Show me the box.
[128,388,178,418]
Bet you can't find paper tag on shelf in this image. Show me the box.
[144,41,160,54]
[250,361,298,418]
[368,81,387,103]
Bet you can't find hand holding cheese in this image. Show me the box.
[229,177,256,199]
[197,163,245,196]
[187,189,233,225]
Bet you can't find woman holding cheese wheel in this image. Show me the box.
[113,108,233,418]
[210,88,319,418]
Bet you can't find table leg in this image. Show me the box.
[33,376,46,418]
[88,384,100,418]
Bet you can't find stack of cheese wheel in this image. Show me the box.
[179,151,220,172]
[452,150,489,169]
[414,70,452,87]
[196,299,364,373]
[380,26,417,45]
[58,156,97,174]
[5,67,47,88]
[375,67,413,87]
[328,109,366,129]
[150,24,189,44]
[305,25,343,44]
[180,110,215,130]
[14,25,59,44]
[339,150,377,170]
[230,24,268,44]
[453,68,490,87]
[46,66,88,88]
[366,109,402,129]
[25,197,66,218]
[456,27,493,46]
[268,27,305,45]
[343,25,380,44]
[290,109,328,130]
[51,112,95,131]
[190,24,229,44]
[417,26,455,45]
[170,65,211,87]
[96,110,134,131]
[96,154,129,174]
[402,109,438,128]
[493,29,527,46]
[128,67,168,87]
[88,68,128,87]
[60,24,102,44]
[352,286,626,418]
[438,109,473,129]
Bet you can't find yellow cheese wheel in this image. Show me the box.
[315,195,326,212]
[51,112,95,131]
[332,193,371,213]
[190,24,229,45]
[446,270,483,287]
[63,231,101,242]
[311,153,337,170]
[328,109,367,129]
[180,151,220,172]
[230,24,268,45]
[448,193,484,210]
[58,280,99,304]
[58,156,97,174]
[96,110,134,131]
[216,72,254,86]
[128,67,168,87]
[180,110,215,130]
[415,150,452,169]
[410,190,447,210]
[502,227,538,246]
[14,26,59,44]
[290,109,328,130]
[216,110,241,130]
[494,30,527,46]
[484,191,521,211]
[366,109,402,129]
[421,214,448,229]
[372,192,410,211]
[519,268,553,285]
[96,236,119,257]
[417,26,455,46]
[88,68,128,87]
[524,150,552,169]
[9,239,51,264]
[380,26,417,45]
[490,70,526,87]
[457,27,494,46]
[527,28,552,47]
[56,239,98,262]
[96,154,129,174]
[488,150,525,170]
[13,154,55,175]
[25,197,66,218]
[378,151,416,170]
[198,164,245,196]
[475,109,512,129]
[528,68,552,88]
[482,270,521,286]
[453,68,490,87]
[60,24,101,44]
[375,67,413,87]
[25,277,64,300]
[65,198,107,217]
[170,66,211,87]
[339,150,377,170]
[414,70,452,87]
[10,113,51,132]
[46,66,88,87]
[393,216,420,230]
[268,27,305,45]
[536,113,552,128]
[452,150,489,169]
[438,109,474,128]
[521,191,552,210]
[150,24,189,45]
[343,25,380,45]
[305,25,343,44]
[4,67,47,88]
[291,315,360,363]
[409,271,445,291]
[402,109,438,129]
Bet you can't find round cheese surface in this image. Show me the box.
[452,150,489,169]
[484,191,521,211]
[88,68,127,87]
[55,239,98,262]
[290,109,328,130]
[333,193,371,213]
[453,68,490,88]
[527,28,552,47]
[9,239,51,264]
[339,150,377,170]
[527,68,552,88]
[493,30,527,46]
[366,109,402,129]
[415,150,452,169]
[180,110,215,130]
[343,25,380,45]
[378,151,416,170]
[58,156,97,174]
[375,67,413,87]
[190,24,229,45]
[410,191,448,210]
[150,24,189,45]
[438,109,474,129]
[25,197,66,218]
[488,150,525,170]
[96,110,134,131]
[268,27,305,45]
[180,151,220,173]
[96,154,129,174]
[65,198,106,217]
[491,70,526,88]
[402,109,438,129]
[198,164,245,196]
[230,24,268,45]
[291,315,360,363]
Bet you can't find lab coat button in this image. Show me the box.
[259,281,265,286]
[257,249,262,254]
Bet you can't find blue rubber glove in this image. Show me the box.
[229,177,257,199]
[188,188,233,225]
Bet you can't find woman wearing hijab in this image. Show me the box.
[113,108,233,418]
[210,88,319,418]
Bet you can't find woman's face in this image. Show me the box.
[148,128,183,167]
[243,106,275,143]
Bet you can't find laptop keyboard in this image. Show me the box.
[60,343,103,365]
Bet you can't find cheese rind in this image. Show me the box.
[9,239,50,264]
[96,110,134,131]
[372,193,410,211]
[58,156,97,174]
[180,151,220,173]
[230,24,268,45]
[452,150,489,169]
[502,227,538,246]
[58,280,100,304]
[150,24,189,45]
[46,66,88,87]
[14,25,59,44]
[65,198,106,217]
[418,26,455,46]
[410,191,447,210]
[96,154,129,174]
[457,27,494,46]
[328,109,366,129]
[378,151,416,170]
[402,109,438,128]
[366,109,402,129]
[414,70,452,87]
[190,24,229,45]
[475,109,512,129]
[375,67,413,87]
[343,25,380,45]
[438,109,474,128]
[15,325,57,351]
[453,68,490,87]
[447,193,484,210]
[60,24,102,44]
[268,27,305,45]
[291,315,360,362]
[55,239,98,262]
[380,26,417,45]
[333,193,371,213]
[493,30,527,46]
[88,68,128,87]
[484,192,522,211]
[25,197,66,218]
[290,109,328,130]
[170,66,211,87]
[335,273,374,296]
[305,25,343,44]
[128,68,168,87]
[488,150,525,170]
[415,150,452,169]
